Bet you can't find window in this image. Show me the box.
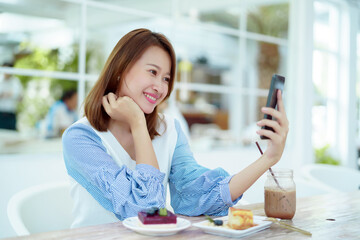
[313,0,358,167]
[0,0,290,153]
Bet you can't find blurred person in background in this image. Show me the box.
[0,62,23,130]
[43,89,78,138]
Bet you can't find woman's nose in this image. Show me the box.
[152,77,165,93]
[152,83,162,93]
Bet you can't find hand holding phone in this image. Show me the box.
[260,74,285,140]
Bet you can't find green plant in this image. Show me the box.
[247,4,289,38]
[14,42,103,131]
[197,3,289,36]
[314,144,341,165]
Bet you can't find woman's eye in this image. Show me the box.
[149,69,157,75]
[163,77,170,82]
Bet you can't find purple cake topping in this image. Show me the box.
[138,208,177,225]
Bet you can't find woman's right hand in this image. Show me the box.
[102,92,145,129]
[256,90,289,166]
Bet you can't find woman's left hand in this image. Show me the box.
[256,90,289,166]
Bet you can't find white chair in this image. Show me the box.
[293,176,333,197]
[301,164,360,193]
[7,181,73,236]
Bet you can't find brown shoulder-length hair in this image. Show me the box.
[84,28,176,139]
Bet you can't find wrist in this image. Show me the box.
[260,154,277,169]
[131,121,149,141]
[130,116,146,131]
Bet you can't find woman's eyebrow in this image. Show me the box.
[146,63,160,69]
[146,63,170,76]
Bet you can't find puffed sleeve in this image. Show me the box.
[62,123,166,220]
[169,120,242,216]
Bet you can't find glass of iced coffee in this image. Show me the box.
[264,168,296,219]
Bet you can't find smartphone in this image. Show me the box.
[260,74,285,140]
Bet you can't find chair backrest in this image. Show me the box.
[301,164,360,192]
[7,181,73,236]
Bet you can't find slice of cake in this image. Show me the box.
[227,207,254,230]
[138,207,177,228]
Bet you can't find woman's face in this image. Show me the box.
[119,46,171,114]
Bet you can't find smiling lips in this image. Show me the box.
[144,92,158,104]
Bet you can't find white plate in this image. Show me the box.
[192,215,272,238]
[122,217,191,236]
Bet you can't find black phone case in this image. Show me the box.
[260,74,285,140]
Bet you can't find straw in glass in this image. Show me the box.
[255,141,283,190]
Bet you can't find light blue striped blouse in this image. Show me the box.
[63,118,242,221]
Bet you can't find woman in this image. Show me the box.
[62,28,289,228]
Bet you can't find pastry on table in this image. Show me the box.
[227,207,254,230]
